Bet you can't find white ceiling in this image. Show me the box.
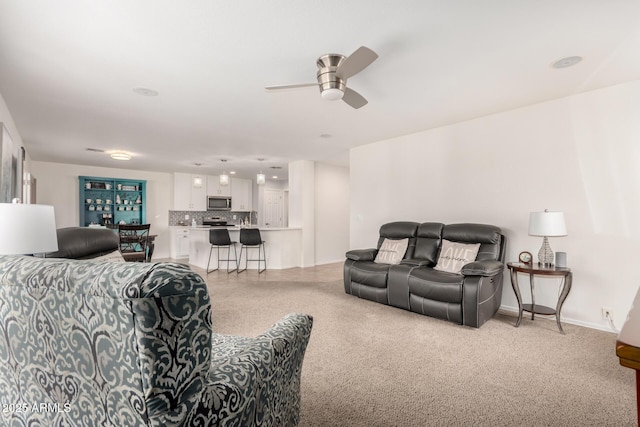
[1,1,639,182]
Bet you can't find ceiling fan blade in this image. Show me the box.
[265,83,317,91]
[335,46,378,80]
[342,87,368,109]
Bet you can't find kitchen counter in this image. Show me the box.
[185,227,302,270]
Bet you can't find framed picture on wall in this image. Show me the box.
[0,123,13,202]
[0,123,22,203]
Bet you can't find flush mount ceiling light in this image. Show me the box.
[552,56,582,69]
[133,87,159,96]
[110,152,132,161]
[219,159,230,186]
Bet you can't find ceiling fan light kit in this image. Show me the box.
[321,87,344,101]
[266,46,378,109]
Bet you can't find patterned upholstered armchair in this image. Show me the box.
[0,256,312,426]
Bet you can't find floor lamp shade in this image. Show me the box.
[0,203,58,255]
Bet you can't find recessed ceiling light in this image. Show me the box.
[193,162,203,167]
[110,152,132,161]
[86,147,105,153]
[320,133,332,139]
[272,175,278,179]
[133,87,159,96]
[552,56,582,69]
[270,166,283,170]
[230,171,236,175]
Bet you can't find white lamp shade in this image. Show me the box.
[256,173,266,185]
[219,173,229,186]
[528,211,567,237]
[0,203,58,254]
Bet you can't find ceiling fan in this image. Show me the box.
[265,46,378,109]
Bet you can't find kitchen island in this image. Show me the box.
[185,226,302,270]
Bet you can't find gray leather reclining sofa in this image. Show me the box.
[344,222,506,328]
[46,227,119,259]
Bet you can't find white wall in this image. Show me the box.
[30,161,173,259]
[350,80,640,331]
[288,160,315,267]
[315,163,349,265]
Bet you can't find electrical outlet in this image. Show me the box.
[602,307,613,319]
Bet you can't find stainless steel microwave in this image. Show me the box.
[207,196,232,211]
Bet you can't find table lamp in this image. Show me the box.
[0,202,58,255]
[528,209,567,266]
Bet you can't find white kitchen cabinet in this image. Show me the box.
[206,175,231,197]
[173,173,207,211]
[170,228,190,259]
[231,177,252,211]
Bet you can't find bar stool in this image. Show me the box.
[206,229,238,274]
[237,228,266,274]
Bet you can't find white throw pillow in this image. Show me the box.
[433,240,480,274]
[91,250,126,263]
[374,238,409,265]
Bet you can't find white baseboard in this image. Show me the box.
[499,304,618,334]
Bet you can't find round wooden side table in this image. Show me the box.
[507,262,572,334]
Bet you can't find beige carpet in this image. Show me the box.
[197,263,636,427]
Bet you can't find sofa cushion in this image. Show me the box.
[350,262,391,288]
[374,238,409,265]
[92,249,126,262]
[442,223,503,261]
[433,240,480,274]
[377,222,419,260]
[408,268,464,302]
[46,227,119,259]
[413,222,443,265]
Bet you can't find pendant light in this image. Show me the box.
[257,158,266,185]
[219,159,230,186]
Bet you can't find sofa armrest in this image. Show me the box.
[167,313,313,427]
[346,248,377,261]
[399,258,431,267]
[461,260,504,276]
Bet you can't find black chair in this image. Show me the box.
[238,228,266,274]
[206,228,238,274]
[118,224,151,262]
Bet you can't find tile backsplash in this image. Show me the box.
[169,210,256,226]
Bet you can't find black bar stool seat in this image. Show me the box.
[206,228,238,274]
[238,228,266,274]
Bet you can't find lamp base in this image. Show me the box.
[538,236,554,267]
